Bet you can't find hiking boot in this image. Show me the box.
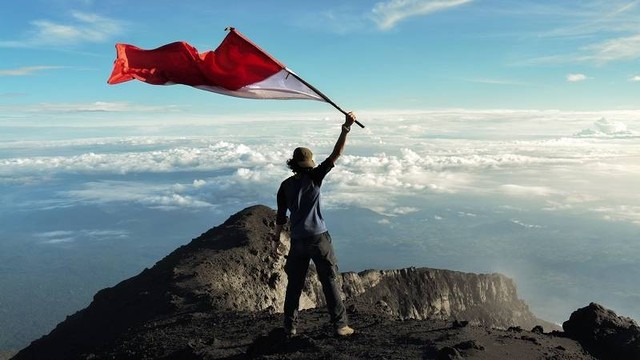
[284,326,296,336]
[336,325,355,336]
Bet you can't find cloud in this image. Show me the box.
[0,66,63,76]
[464,78,531,86]
[630,75,640,82]
[500,184,558,198]
[566,73,588,82]
[0,92,27,98]
[34,229,129,244]
[0,101,182,115]
[25,101,181,113]
[510,219,543,229]
[370,0,472,30]
[0,11,125,48]
[592,205,640,225]
[527,33,640,65]
[316,9,369,35]
[519,2,640,65]
[0,141,283,181]
[534,2,640,38]
[574,118,636,137]
[3,109,639,225]
[583,33,640,64]
[64,181,215,210]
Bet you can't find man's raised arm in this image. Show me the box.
[328,112,356,165]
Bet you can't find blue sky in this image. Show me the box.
[1,0,640,117]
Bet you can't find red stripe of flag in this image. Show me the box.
[108,28,284,90]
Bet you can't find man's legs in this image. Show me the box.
[283,239,310,333]
[311,232,348,329]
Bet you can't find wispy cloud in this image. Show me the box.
[464,77,531,86]
[370,0,473,30]
[528,37,640,66]
[519,1,640,65]
[65,181,215,210]
[0,92,28,98]
[34,229,129,245]
[566,73,588,82]
[583,33,640,64]
[536,1,640,38]
[25,101,181,113]
[308,8,369,35]
[631,75,640,82]
[0,11,125,48]
[0,66,63,76]
[500,184,558,198]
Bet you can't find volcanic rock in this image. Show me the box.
[12,205,598,359]
[563,302,640,359]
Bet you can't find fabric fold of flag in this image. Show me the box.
[107,28,324,101]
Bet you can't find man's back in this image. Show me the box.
[278,160,333,239]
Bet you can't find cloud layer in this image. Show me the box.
[2,109,639,224]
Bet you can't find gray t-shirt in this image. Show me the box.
[276,159,334,239]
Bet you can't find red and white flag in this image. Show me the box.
[107,28,324,101]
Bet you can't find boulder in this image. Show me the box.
[563,302,640,359]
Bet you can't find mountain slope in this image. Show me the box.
[14,205,567,359]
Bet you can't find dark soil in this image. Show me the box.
[72,306,594,360]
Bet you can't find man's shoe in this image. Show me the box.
[336,325,355,336]
[284,327,296,336]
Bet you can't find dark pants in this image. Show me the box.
[283,231,348,330]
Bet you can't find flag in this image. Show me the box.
[107,28,324,101]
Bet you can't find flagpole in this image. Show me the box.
[287,71,365,128]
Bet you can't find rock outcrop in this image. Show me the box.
[338,267,544,329]
[563,302,640,359]
[13,205,555,359]
[157,205,548,329]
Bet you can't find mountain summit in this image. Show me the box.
[13,205,633,359]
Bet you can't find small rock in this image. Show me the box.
[375,300,394,315]
[452,320,469,329]
[531,325,544,334]
[268,273,280,289]
[507,326,523,332]
[454,340,485,351]
[520,335,540,345]
[437,346,462,360]
[347,304,358,314]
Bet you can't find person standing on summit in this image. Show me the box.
[272,112,357,337]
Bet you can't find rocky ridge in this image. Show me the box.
[11,205,636,359]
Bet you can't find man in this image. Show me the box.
[272,112,357,337]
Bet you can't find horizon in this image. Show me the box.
[1,0,640,352]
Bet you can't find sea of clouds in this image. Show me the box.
[1,109,639,350]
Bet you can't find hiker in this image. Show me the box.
[272,111,357,337]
